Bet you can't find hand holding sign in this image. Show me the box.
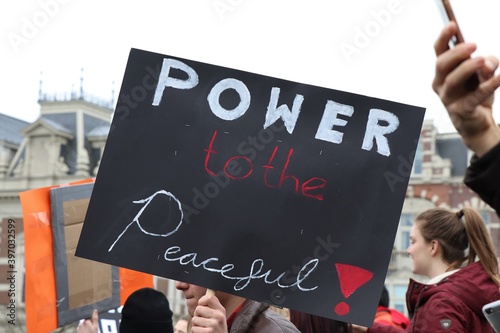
[77,310,99,333]
[192,291,229,333]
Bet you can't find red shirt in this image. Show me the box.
[227,303,244,329]
[374,305,409,329]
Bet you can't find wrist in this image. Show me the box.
[464,127,500,157]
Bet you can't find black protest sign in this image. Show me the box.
[76,48,425,326]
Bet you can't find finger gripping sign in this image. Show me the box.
[75,48,425,326]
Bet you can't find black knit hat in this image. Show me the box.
[119,288,174,333]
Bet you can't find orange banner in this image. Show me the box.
[20,180,153,333]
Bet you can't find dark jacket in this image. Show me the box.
[230,300,300,333]
[368,262,500,333]
[464,142,500,216]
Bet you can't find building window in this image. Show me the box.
[386,283,409,316]
[412,141,423,175]
[394,303,406,314]
[400,214,414,226]
[393,284,407,298]
[401,231,410,251]
[393,284,408,314]
[481,211,490,225]
[397,213,414,251]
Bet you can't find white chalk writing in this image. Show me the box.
[109,190,318,292]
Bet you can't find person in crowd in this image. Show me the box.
[174,315,190,333]
[77,287,174,333]
[373,286,408,329]
[289,309,352,333]
[352,207,500,332]
[175,281,300,333]
[433,21,500,216]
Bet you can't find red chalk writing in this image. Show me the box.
[204,130,327,200]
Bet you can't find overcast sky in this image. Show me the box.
[2,0,499,133]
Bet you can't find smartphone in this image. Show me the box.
[483,300,500,333]
[434,0,480,90]
[435,0,465,46]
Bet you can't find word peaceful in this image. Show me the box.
[151,58,400,157]
[108,190,319,293]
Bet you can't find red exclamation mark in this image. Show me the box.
[334,263,374,316]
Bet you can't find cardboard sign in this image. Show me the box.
[50,184,120,326]
[20,181,153,333]
[76,48,425,326]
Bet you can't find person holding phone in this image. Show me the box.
[352,207,500,333]
[432,21,500,216]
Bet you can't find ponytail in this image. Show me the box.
[461,208,500,286]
